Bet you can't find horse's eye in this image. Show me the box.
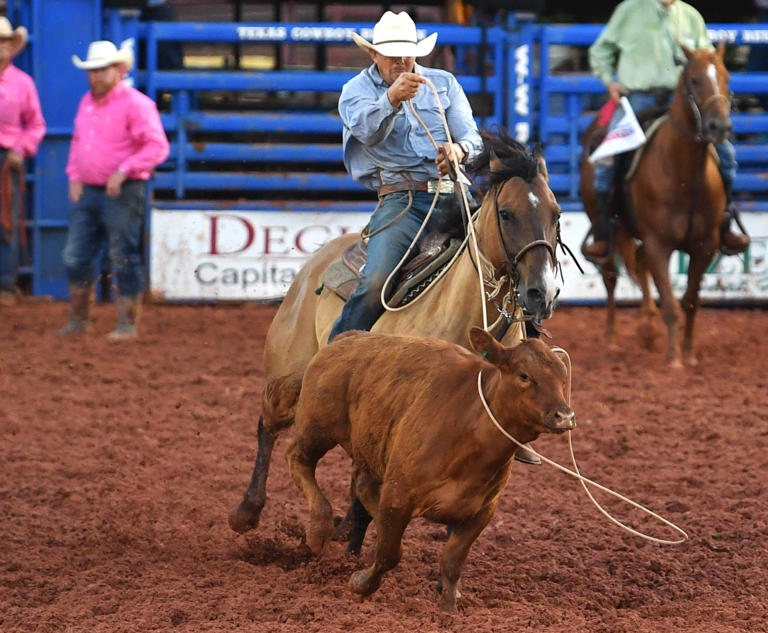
[690,77,700,87]
[499,209,511,221]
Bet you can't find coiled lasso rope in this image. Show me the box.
[476,347,688,545]
[379,76,490,330]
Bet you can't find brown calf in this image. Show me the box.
[281,328,575,613]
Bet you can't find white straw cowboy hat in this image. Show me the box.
[351,11,437,58]
[0,17,28,57]
[72,39,134,72]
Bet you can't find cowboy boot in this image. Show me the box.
[583,191,613,262]
[107,294,140,340]
[719,181,749,256]
[58,284,92,335]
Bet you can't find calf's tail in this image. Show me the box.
[228,372,304,534]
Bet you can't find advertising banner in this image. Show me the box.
[150,209,768,303]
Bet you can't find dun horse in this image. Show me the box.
[230,132,564,537]
[580,44,734,367]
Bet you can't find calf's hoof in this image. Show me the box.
[438,595,458,615]
[228,500,263,534]
[349,569,381,596]
[514,443,541,465]
[307,520,334,555]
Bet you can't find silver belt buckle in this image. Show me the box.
[427,179,454,194]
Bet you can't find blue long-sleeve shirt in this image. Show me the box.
[339,62,482,191]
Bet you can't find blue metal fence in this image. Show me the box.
[535,23,768,209]
[10,0,768,297]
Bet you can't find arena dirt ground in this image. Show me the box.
[1,299,767,633]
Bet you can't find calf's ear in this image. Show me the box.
[468,326,506,364]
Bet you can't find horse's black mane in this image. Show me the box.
[466,129,541,186]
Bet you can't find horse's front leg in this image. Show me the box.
[642,238,683,367]
[437,507,494,614]
[680,248,716,366]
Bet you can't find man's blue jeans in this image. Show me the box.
[328,190,455,341]
[0,152,22,293]
[594,91,737,193]
[62,180,146,297]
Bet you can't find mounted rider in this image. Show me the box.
[584,0,749,263]
[328,10,483,341]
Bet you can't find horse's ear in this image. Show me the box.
[715,41,726,60]
[469,326,505,364]
[536,154,550,183]
[679,42,694,60]
[489,150,504,175]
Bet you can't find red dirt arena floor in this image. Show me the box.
[1,300,766,633]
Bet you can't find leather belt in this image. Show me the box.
[378,179,455,197]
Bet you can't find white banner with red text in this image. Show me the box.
[150,209,768,302]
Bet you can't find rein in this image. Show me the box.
[669,71,731,144]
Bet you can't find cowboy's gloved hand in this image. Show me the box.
[436,142,463,179]
[387,72,426,108]
[5,150,23,168]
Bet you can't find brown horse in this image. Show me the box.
[580,44,732,367]
[229,133,564,537]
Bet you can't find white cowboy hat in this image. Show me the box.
[72,39,134,72]
[351,11,437,58]
[0,17,28,57]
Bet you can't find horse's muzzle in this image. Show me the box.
[705,117,732,144]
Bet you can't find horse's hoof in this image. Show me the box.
[684,353,699,367]
[228,501,262,534]
[668,358,684,370]
[439,595,458,614]
[349,569,380,596]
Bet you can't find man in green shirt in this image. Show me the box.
[584,0,749,261]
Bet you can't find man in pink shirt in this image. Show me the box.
[60,40,169,340]
[0,17,45,303]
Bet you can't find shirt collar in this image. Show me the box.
[91,79,128,105]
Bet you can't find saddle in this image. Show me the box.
[322,231,462,307]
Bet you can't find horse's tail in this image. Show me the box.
[229,372,304,534]
[262,372,304,432]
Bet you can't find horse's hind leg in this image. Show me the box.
[229,373,303,534]
[600,257,619,344]
[286,431,337,555]
[680,250,714,366]
[228,416,276,534]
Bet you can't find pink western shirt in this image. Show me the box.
[0,63,46,157]
[66,81,169,186]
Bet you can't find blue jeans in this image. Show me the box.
[62,180,146,297]
[594,91,737,192]
[328,190,455,341]
[0,152,22,293]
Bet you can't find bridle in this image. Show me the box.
[673,62,732,143]
[478,175,581,336]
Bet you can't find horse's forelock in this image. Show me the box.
[468,130,539,186]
